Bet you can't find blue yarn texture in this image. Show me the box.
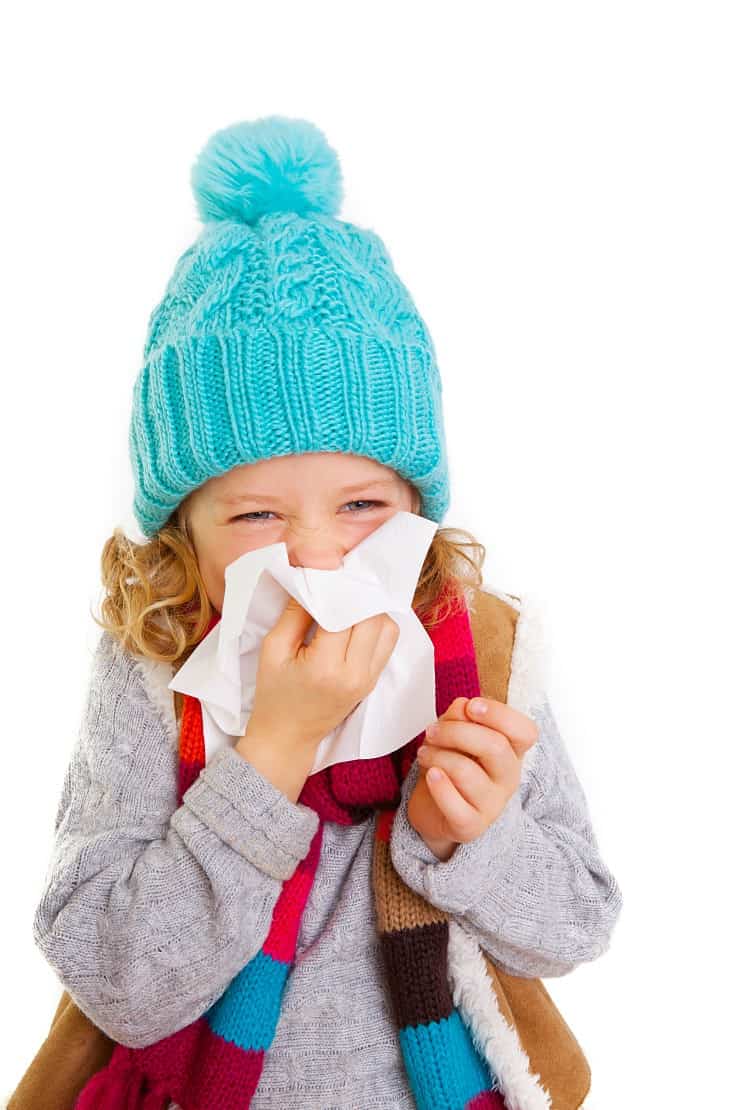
[129,115,450,538]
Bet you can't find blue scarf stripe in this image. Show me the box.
[399,1010,495,1109]
[206,950,290,1050]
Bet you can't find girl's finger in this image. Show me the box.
[346,612,397,671]
[365,614,401,678]
[462,698,539,750]
[423,719,521,781]
[423,766,480,840]
[417,746,499,811]
[268,596,319,654]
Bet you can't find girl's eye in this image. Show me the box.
[342,500,383,513]
[233,500,383,523]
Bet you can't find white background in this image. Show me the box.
[1,2,738,1105]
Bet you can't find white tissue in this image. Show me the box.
[168,509,438,774]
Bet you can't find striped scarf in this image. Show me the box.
[75,584,507,1109]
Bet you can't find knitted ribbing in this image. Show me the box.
[73,582,505,1108]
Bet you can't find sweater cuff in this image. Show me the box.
[389,757,524,915]
[181,745,320,881]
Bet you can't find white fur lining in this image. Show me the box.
[130,655,179,751]
[505,593,549,720]
[448,919,553,1109]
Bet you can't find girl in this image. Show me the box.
[29,116,622,1108]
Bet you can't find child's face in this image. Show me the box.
[184,452,421,614]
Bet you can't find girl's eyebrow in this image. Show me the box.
[217,478,397,506]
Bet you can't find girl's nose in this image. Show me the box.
[287,546,345,571]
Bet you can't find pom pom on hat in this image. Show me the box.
[190,115,344,225]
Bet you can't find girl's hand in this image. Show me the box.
[407,696,539,861]
[243,596,400,758]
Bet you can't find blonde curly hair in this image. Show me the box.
[93,491,486,670]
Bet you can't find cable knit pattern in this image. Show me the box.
[32,603,621,1107]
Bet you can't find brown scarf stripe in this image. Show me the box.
[372,837,448,932]
[379,924,454,1029]
[372,829,456,1029]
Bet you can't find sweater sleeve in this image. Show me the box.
[389,695,623,978]
[32,630,319,1049]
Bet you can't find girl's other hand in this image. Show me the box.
[408,696,539,860]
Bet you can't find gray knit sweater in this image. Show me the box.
[32,599,623,1109]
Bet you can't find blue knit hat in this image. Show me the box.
[129,115,450,538]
